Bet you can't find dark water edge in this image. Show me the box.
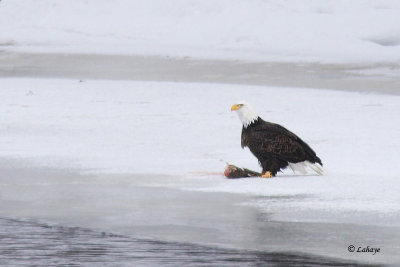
[0,217,381,267]
[1,51,399,94]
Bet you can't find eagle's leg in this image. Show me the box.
[261,171,274,178]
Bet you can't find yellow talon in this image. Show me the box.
[261,171,273,178]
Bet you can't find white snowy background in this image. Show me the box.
[1,0,400,62]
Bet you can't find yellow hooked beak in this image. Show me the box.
[231,104,240,111]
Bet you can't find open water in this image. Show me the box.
[0,217,376,267]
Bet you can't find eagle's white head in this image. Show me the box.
[231,101,259,128]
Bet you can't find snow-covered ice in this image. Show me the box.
[0,78,399,224]
[1,78,399,265]
[1,0,400,62]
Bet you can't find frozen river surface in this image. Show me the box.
[0,163,389,267]
[1,1,400,265]
[0,52,399,266]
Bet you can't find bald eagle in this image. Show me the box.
[231,102,323,178]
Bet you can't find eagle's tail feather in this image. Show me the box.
[306,161,324,175]
[289,161,324,175]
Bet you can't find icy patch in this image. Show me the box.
[366,35,400,47]
[0,40,15,46]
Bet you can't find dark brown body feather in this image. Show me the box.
[241,117,322,176]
